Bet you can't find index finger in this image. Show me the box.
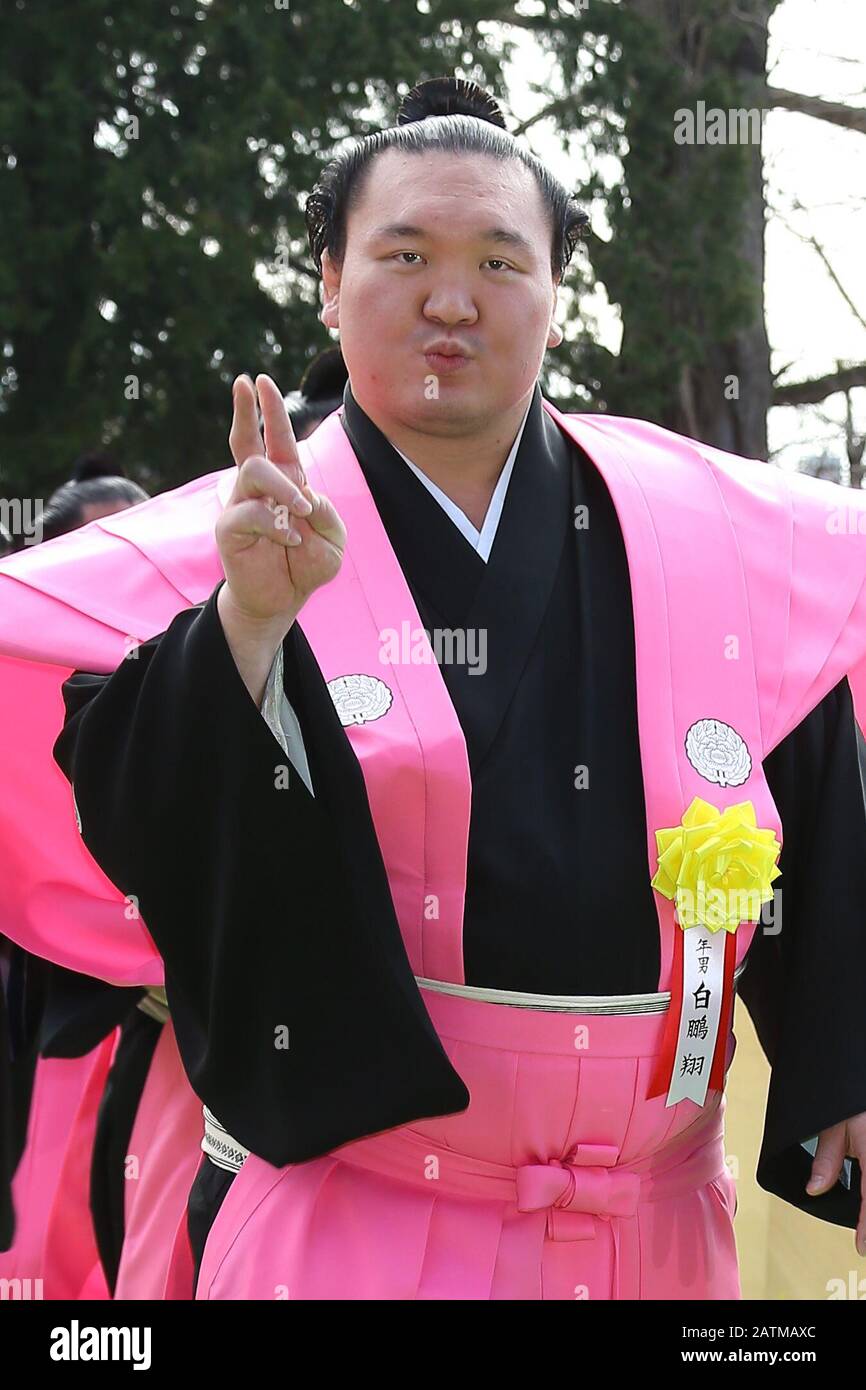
[256,374,305,486]
[229,375,265,468]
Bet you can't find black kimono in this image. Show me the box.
[53,382,866,1268]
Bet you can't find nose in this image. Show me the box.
[422,278,479,327]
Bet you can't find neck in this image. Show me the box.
[356,392,533,531]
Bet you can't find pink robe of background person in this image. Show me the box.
[113,1020,203,1300]
[0,474,222,1300]
[0,1044,111,1299]
[0,1012,200,1299]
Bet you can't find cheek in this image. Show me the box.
[346,262,406,309]
[338,288,410,391]
[488,281,552,334]
[341,277,411,351]
[485,287,554,370]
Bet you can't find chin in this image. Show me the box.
[404,394,491,432]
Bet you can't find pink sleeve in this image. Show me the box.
[0,473,227,983]
[698,442,866,755]
[769,468,866,748]
[0,650,163,985]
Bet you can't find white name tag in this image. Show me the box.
[666,929,725,1106]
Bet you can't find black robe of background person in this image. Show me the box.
[0,949,17,1251]
[53,382,866,1272]
[0,941,150,1283]
[32,964,166,1296]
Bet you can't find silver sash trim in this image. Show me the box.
[416,962,747,1016]
[201,1105,251,1174]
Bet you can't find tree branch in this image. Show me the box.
[769,200,866,334]
[763,86,866,133]
[512,87,866,139]
[512,96,573,137]
[773,365,866,407]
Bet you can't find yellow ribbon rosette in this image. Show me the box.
[651,796,782,932]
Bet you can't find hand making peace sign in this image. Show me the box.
[216,373,346,628]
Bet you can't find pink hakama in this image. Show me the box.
[196,990,738,1300]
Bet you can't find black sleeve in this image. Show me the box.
[38,964,142,1059]
[52,582,468,1168]
[4,935,142,1062]
[740,674,866,1227]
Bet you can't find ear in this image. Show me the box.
[320,248,341,330]
[547,320,564,349]
[547,280,563,348]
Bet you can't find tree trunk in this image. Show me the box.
[592,0,783,455]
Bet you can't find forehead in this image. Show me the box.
[348,148,549,242]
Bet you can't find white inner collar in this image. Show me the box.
[389,402,532,563]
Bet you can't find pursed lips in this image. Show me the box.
[423,341,475,374]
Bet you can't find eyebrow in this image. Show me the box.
[371,222,536,258]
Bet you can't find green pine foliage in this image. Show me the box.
[0,0,511,492]
[0,0,782,497]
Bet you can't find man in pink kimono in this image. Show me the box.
[0,465,196,1301]
[2,76,866,1300]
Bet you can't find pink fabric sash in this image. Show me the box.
[331,1101,726,1246]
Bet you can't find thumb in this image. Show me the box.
[806,1123,846,1195]
[305,489,346,550]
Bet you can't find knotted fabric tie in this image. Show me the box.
[515,1145,640,1241]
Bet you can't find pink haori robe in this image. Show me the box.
[3,404,866,1299]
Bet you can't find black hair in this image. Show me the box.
[305,76,589,284]
[298,344,348,401]
[70,450,125,483]
[284,346,348,439]
[39,475,150,543]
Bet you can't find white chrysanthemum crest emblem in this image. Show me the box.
[684,718,751,787]
[327,674,393,727]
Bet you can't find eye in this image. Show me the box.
[393,251,424,265]
[484,258,513,272]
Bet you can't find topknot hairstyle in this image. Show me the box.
[305,76,589,283]
[70,450,124,483]
[396,76,508,128]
